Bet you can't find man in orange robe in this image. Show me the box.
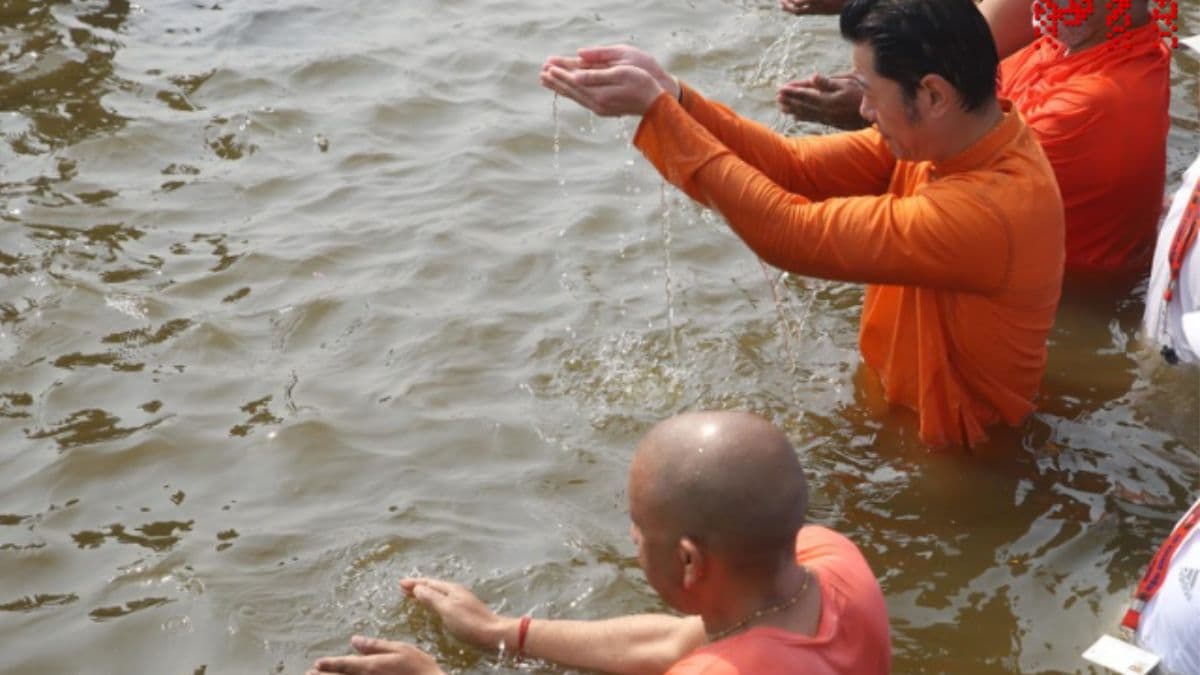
[781,0,1170,277]
[541,0,1065,448]
[998,0,1170,275]
[309,412,890,675]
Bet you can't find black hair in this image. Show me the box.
[840,0,999,113]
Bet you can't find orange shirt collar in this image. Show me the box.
[931,99,1021,177]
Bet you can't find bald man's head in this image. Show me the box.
[628,411,809,577]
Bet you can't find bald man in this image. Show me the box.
[309,412,890,675]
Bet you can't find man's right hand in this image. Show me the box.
[308,636,445,675]
[777,73,867,130]
[400,577,514,650]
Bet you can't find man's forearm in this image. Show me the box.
[498,613,705,675]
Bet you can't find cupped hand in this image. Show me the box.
[572,45,678,98]
[400,577,512,650]
[308,635,445,675]
[539,62,664,117]
[780,0,847,15]
[777,72,867,130]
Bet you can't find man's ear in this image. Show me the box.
[918,74,957,119]
[679,537,704,590]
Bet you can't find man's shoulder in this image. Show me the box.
[797,525,888,612]
[663,651,726,675]
[795,526,858,558]
[795,526,876,580]
[667,631,836,675]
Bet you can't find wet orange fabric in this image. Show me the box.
[999,22,1170,274]
[633,85,1064,447]
[664,526,890,675]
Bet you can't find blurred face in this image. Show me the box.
[851,42,928,161]
[1032,0,1103,47]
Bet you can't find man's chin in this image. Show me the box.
[881,136,905,160]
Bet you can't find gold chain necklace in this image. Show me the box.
[705,569,811,643]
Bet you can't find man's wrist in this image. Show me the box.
[491,615,520,651]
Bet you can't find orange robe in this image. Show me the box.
[999,22,1170,275]
[633,85,1064,447]
[664,526,890,675]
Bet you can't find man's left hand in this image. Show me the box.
[778,73,867,130]
[308,636,445,675]
[540,61,664,117]
[780,0,846,15]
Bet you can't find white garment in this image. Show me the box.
[1136,499,1200,675]
[1143,154,1200,362]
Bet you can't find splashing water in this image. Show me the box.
[746,17,822,381]
[552,94,566,192]
[746,16,806,90]
[760,260,799,373]
[660,182,679,361]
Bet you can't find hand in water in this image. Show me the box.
[780,0,847,15]
[777,73,868,130]
[541,44,675,116]
[307,636,445,675]
[400,577,510,649]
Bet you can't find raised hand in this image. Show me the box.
[541,45,677,117]
[400,577,512,649]
[573,45,679,98]
[308,635,445,675]
[780,0,847,15]
[540,62,664,117]
[777,73,868,130]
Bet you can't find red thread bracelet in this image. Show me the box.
[516,615,532,658]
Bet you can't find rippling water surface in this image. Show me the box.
[1,1,1197,673]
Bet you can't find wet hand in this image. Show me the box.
[780,0,847,15]
[777,73,867,130]
[572,45,678,98]
[540,62,664,117]
[399,577,511,649]
[308,635,445,675]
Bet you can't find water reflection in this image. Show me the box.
[0,1,1194,673]
[26,407,166,450]
[0,0,129,154]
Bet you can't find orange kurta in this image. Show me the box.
[633,85,1064,447]
[1000,22,1170,275]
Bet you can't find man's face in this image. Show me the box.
[851,42,928,161]
[1032,0,1102,47]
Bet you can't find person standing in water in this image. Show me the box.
[539,0,1064,449]
[308,411,890,674]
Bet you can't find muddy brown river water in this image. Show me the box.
[1,1,1198,673]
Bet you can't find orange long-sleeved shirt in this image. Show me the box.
[633,85,1064,447]
[999,22,1170,275]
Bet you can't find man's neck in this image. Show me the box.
[701,563,818,642]
[931,100,1005,165]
